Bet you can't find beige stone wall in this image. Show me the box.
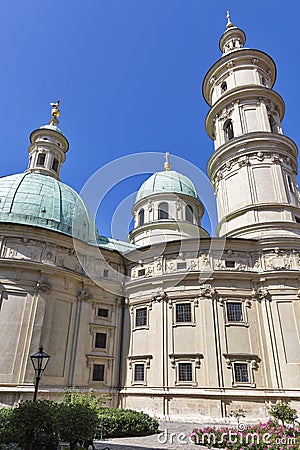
[122,238,300,420]
[0,224,123,407]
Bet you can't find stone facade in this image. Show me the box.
[0,17,300,423]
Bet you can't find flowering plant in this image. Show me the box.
[190,420,300,449]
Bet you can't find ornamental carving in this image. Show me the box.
[36,278,52,292]
[199,283,217,299]
[151,290,168,302]
[78,287,93,302]
[251,287,270,301]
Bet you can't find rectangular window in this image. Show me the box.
[178,362,192,382]
[177,262,187,270]
[97,308,109,318]
[176,303,192,323]
[225,260,235,268]
[138,269,145,277]
[134,363,145,382]
[234,363,249,383]
[226,302,243,322]
[92,364,105,381]
[103,269,109,278]
[135,307,147,327]
[37,154,46,167]
[95,332,107,349]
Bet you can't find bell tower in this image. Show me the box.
[204,13,300,239]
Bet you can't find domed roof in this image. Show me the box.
[0,172,99,243]
[136,170,198,202]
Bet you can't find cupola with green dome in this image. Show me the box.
[129,153,209,246]
[0,102,99,243]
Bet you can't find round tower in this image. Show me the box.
[204,13,300,239]
[26,100,69,180]
[129,153,209,246]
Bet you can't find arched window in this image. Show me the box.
[37,153,46,167]
[221,81,227,94]
[224,119,234,142]
[138,208,144,226]
[186,205,194,223]
[268,115,278,133]
[158,202,169,220]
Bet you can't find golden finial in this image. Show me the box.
[50,100,61,120]
[226,10,234,29]
[164,152,171,171]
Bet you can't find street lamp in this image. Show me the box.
[30,345,50,401]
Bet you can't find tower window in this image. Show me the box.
[287,175,294,192]
[95,332,107,349]
[268,115,278,133]
[221,81,227,94]
[176,303,192,323]
[134,363,145,382]
[233,363,249,383]
[135,307,147,327]
[138,208,145,226]
[37,154,46,167]
[178,362,193,382]
[224,119,234,142]
[158,202,169,220]
[52,158,59,172]
[92,364,105,381]
[226,302,243,322]
[186,205,194,223]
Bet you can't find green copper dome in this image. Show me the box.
[0,173,99,243]
[136,170,198,202]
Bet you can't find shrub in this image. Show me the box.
[0,408,14,445]
[269,400,298,426]
[97,407,159,438]
[57,390,102,450]
[9,400,59,450]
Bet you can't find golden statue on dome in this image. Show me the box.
[164,152,171,171]
[50,100,60,120]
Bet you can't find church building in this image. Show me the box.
[0,15,300,421]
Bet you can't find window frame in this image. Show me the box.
[173,301,195,327]
[134,363,145,383]
[37,153,46,167]
[158,202,169,220]
[134,306,148,329]
[224,300,248,327]
[138,208,145,226]
[95,332,107,349]
[223,119,234,142]
[175,302,192,324]
[92,363,105,382]
[233,362,250,384]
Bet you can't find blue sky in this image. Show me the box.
[0,1,299,239]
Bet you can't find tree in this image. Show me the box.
[57,390,102,450]
[269,400,298,426]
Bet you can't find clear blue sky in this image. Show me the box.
[0,1,299,239]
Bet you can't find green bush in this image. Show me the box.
[97,407,159,438]
[0,408,14,445]
[10,400,59,450]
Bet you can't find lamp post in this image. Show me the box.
[30,345,50,401]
